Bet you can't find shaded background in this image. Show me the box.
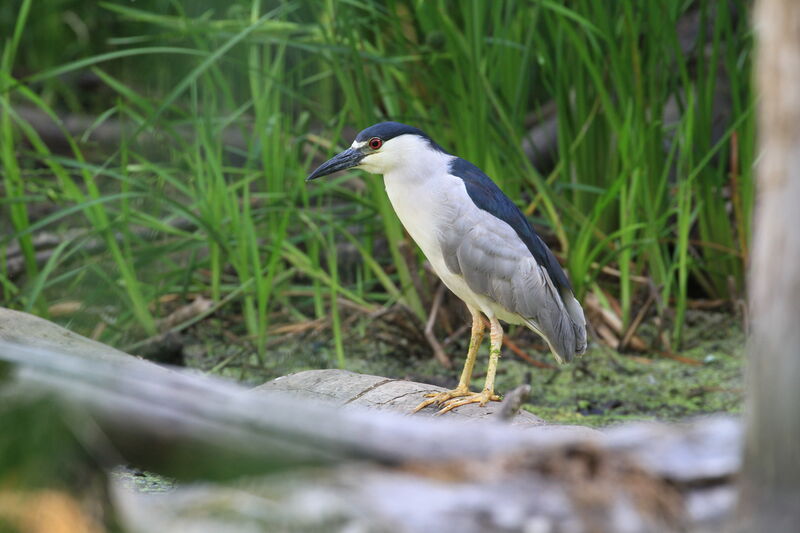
[1,0,751,424]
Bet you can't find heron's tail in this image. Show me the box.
[523,286,586,364]
[561,288,587,356]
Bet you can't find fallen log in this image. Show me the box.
[256,368,546,424]
[0,309,593,471]
[0,307,739,532]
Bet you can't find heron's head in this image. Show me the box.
[306,121,446,181]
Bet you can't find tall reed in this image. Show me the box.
[1,0,753,353]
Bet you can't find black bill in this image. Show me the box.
[306,148,365,181]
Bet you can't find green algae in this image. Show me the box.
[186,311,744,428]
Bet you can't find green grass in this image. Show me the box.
[1,0,753,361]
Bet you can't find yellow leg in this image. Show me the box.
[455,310,485,390]
[436,316,503,415]
[483,316,503,396]
[411,309,485,413]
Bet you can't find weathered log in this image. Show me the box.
[13,106,247,158]
[5,220,197,278]
[0,309,594,471]
[0,307,740,531]
[256,368,546,424]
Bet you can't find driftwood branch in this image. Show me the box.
[4,220,197,278]
[257,368,546,425]
[13,105,247,157]
[0,307,739,532]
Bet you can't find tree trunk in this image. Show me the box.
[742,0,800,529]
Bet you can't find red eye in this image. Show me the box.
[368,137,383,150]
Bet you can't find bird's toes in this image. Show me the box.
[411,387,471,413]
[482,393,501,405]
[433,390,501,414]
[410,397,439,413]
[434,402,462,416]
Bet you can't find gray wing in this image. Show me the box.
[440,218,586,363]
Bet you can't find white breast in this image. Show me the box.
[383,176,449,260]
[383,166,502,316]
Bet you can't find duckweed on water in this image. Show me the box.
[185,311,743,428]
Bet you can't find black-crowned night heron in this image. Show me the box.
[307,122,587,414]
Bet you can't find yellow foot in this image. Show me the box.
[436,389,501,415]
[411,386,472,413]
[411,387,501,415]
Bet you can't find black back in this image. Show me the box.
[449,157,572,292]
